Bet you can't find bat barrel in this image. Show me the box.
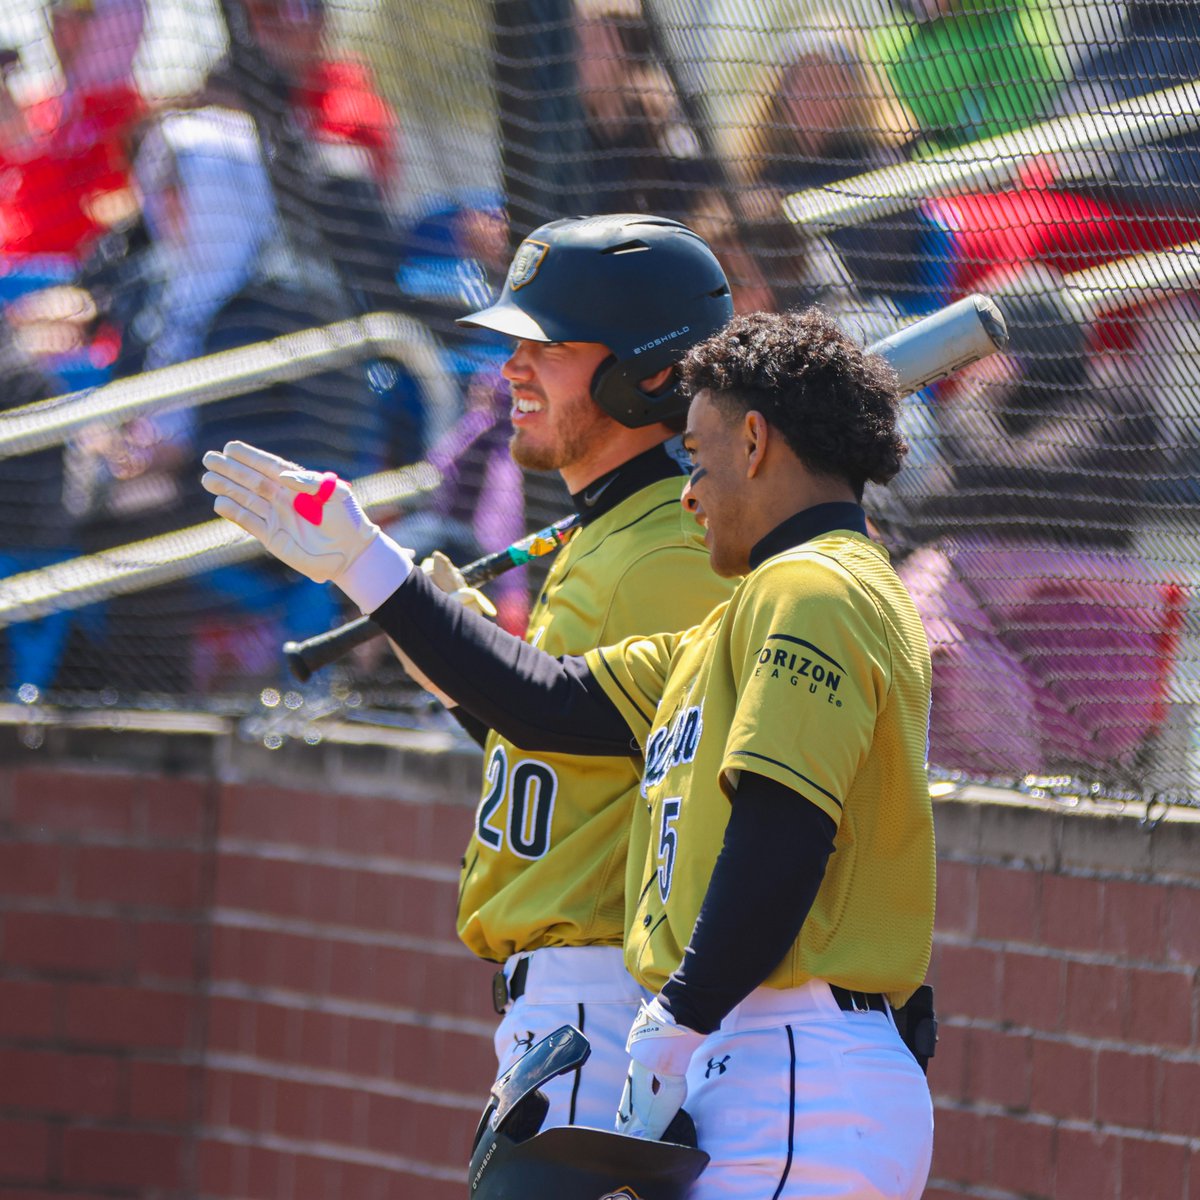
[873,295,1009,396]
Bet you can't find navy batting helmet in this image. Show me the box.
[458,214,733,428]
[467,1025,709,1200]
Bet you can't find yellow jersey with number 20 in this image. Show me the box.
[456,476,737,963]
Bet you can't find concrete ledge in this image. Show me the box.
[2,703,1197,881]
[934,780,1200,883]
[0,702,484,807]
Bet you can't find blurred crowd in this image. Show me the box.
[0,0,1197,785]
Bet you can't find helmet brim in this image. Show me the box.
[457,299,552,342]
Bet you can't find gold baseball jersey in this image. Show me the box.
[456,477,736,962]
[587,529,934,1006]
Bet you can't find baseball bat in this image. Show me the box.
[282,512,583,682]
[282,294,1009,680]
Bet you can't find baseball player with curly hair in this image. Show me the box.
[401,214,737,1128]
[202,305,935,1197]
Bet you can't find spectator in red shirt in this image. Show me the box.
[0,0,147,261]
[203,0,403,310]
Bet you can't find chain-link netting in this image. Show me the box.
[0,0,1197,803]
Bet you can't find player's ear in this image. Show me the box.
[744,410,769,479]
[638,364,675,395]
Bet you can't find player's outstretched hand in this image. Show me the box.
[616,997,703,1141]
[422,551,497,619]
[201,441,382,585]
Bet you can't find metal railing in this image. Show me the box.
[0,462,440,626]
[784,79,1200,231]
[0,311,460,459]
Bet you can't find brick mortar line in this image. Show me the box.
[936,850,1200,888]
[198,1124,465,1182]
[934,1014,1200,1061]
[0,835,464,883]
[215,839,461,883]
[923,1176,1032,1200]
[0,968,204,995]
[0,897,212,922]
[211,907,467,957]
[933,928,1200,972]
[0,830,211,850]
[204,1050,479,1109]
[205,980,495,1038]
[932,1097,1200,1150]
[0,1104,194,1135]
[0,902,469,957]
[0,1039,205,1064]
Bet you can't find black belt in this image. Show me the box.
[494,964,885,1017]
[492,956,531,1014]
[830,985,889,1015]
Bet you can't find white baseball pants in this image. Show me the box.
[492,945,646,1130]
[683,979,933,1200]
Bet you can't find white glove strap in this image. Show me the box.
[338,532,415,614]
[626,996,703,1078]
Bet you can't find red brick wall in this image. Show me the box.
[0,765,213,1196]
[0,746,497,1200]
[1,741,1197,1199]
[199,778,495,1200]
[924,795,1200,1200]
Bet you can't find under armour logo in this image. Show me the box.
[705,1055,731,1078]
[514,1031,535,1051]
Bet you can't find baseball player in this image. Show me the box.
[397,214,738,1127]
[202,305,935,1197]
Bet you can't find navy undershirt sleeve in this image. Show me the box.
[449,707,489,748]
[371,566,635,757]
[659,773,837,1034]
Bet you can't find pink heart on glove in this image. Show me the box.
[292,473,338,525]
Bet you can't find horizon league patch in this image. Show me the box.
[753,637,846,706]
[508,238,549,290]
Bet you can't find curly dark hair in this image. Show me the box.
[679,308,907,495]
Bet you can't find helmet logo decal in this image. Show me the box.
[599,1191,643,1200]
[508,239,550,290]
[632,326,690,355]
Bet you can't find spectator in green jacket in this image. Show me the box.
[873,0,1064,151]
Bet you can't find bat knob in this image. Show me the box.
[282,641,314,684]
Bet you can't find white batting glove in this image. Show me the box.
[200,441,413,611]
[421,551,497,619]
[615,997,703,1141]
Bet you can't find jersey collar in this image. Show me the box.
[749,502,869,569]
[569,437,689,525]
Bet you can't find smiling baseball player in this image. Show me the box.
[415,215,738,1128]
[202,306,936,1198]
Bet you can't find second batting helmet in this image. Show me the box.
[468,1025,709,1200]
[458,214,733,428]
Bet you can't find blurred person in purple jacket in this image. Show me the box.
[897,278,1181,783]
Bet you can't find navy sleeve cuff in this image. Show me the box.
[659,773,837,1034]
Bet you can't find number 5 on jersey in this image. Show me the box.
[657,797,682,903]
[476,746,559,859]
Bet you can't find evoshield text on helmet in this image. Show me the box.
[468,1025,709,1199]
[459,214,734,428]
